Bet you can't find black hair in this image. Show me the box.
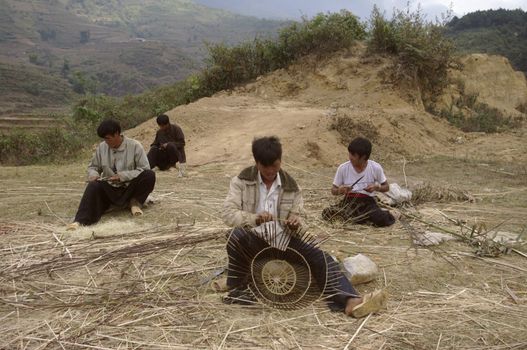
[347,137,372,159]
[97,119,121,138]
[156,114,170,125]
[252,136,282,166]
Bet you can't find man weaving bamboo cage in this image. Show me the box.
[322,137,396,227]
[222,135,387,317]
[67,119,155,229]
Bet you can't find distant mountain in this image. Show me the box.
[0,0,286,116]
[447,9,527,73]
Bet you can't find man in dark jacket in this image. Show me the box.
[147,114,187,176]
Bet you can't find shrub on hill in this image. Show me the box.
[367,6,455,104]
[197,11,365,95]
[438,103,522,133]
[0,121,89,165]
[433,91,523,133]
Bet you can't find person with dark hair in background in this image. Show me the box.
[147,114,187,176]
[221,136,387,317]
[322,137,395,227]
[67,119,155,230]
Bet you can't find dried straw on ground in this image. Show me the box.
[0,161,526,349]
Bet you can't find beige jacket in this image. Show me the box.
[222,166,304,228]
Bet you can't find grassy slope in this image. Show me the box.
[0,0,286,115]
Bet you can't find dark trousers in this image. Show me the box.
[74,170,156,225]
[226,227,358,311]
[147,144,186,170]
[322,196,395,227]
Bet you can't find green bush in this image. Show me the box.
[28,54,38,65]
[368,6,455,101]
[200,11,366,93]
[72,78,198,132]
[439,103,521,133]
[0,123,90,165]
[22,82,41,96]
[69,71,98,95]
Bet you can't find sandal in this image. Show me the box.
[350,289,387,318]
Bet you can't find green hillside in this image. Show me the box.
[61,0,287,56]
[0,0,286,116]
[447,9,527,73]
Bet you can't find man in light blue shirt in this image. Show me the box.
[68,119,155,229]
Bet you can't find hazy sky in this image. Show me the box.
[401,0,527,17]
[429,0,527,14]
[196,0,527,20]
[380,0,527,19]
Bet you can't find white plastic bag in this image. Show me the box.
[376,183,412,206]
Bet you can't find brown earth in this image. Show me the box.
[128,45,527,171]
[0,45,526,349]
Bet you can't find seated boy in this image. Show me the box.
[323,137,395,227]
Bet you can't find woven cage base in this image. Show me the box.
[227,228,338,310]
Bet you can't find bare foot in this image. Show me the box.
[130,199,143,216]
[345,297,363,316]
[210,277,229,292]
[66,222,80,231]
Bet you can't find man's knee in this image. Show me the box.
[229,227,251,241]
[147,149,157,166]
[147,147,157,157]
[85,180,105,194]
[143,169,155,179]
[226,227,252,251]
[165,143,178,153]
[370,210,395,227]
[165,143,179,159]
[136,169,155,184]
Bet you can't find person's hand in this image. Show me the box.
[108,175,121,183]
[338,185,351,195]
[364,183,380,192]
[88,175,99,182]
[285,215,301,231]
[256,212,273,225]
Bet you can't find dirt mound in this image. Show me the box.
[127,46,526,168]
[454,54,527,114]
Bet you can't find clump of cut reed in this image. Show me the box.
[411,182,475,204]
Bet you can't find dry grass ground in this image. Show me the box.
[0,154,526,350]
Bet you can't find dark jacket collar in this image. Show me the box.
[238,165,299,192]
